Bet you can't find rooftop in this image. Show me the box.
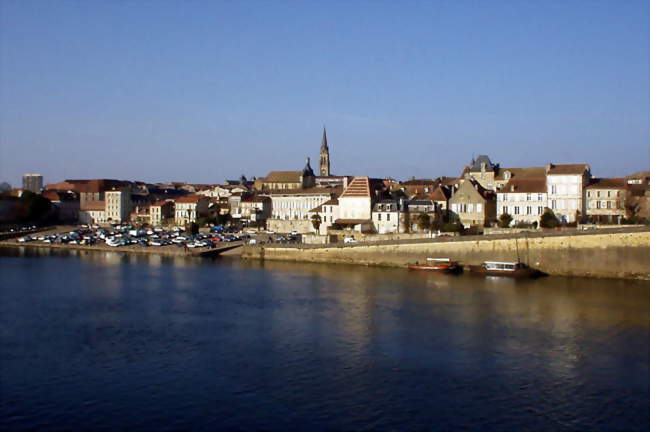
[340,176,371,198]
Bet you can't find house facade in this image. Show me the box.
[546,163,591,223]
[585,178,626,223]
[496,179,547,226]
[372,199,406,234]
[174,196,209,225]
[105,188,132,223]
[448,179,496,227]
[150,200,174,226]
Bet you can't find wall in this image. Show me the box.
[267,219,313,233]
[243,228,650,280]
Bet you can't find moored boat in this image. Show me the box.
[468,261,541,278]
[408,258,463,274]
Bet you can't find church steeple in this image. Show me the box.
[319,127,330,176]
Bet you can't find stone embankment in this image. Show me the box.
[242,227,650,280]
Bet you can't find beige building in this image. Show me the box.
[105,188,132,223]
[336,176,376,231]
[308,198,340,235]
[150,200,175,226]
[79,201,107,224]
[449,179,496,227]
[496,178,547,226]
[258,159,316,191]
[174,196,209,225]
[585,178,626,223]
[269,188,332,221]
[372,199,406,234]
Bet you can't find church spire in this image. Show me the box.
[319,126,330,176]
[320,126,328,151]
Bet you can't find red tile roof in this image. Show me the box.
[501,178,547,193]
[340,177,371,198]
[547,164,590,175]
[175,195,205,204]
[586,178,626,189]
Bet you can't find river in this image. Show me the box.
[1,247,649,431]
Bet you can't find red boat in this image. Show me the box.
[468,261,541,278]
[408,258,463,274]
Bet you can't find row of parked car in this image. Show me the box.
[17,225,250,249]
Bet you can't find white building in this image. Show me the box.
[174,196,209,225]
[496,178,548,226]
[79,201,107,224]
[545,163,591,223]
[372,199,406,234]
[336,177,376,231]
[269,188,332,221]
[307,198,340,235]
[105,188,132,223]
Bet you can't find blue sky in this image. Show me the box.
[1,0,648,186]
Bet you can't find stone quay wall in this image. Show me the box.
[242,228,650,280]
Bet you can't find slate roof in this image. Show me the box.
[469,155,495,172]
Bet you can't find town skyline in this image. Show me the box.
[1,1,648,185]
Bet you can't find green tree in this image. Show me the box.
[417,213,431,231]
[311,214,322,231]
[18,191,52,222]
[498,212,513,228]
[540,208,559,228]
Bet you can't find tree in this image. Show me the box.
[311,214,322,231]
[417,213,431,231]
[498,212,513,228]
[540,208,559,228]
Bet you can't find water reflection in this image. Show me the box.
[1,247,649,430]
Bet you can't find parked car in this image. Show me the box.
[344,237,357,244]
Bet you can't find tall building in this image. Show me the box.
[319,127,330,176]
[22,174,43,193]
[105,188,132,223]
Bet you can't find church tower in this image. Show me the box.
[319,127,330,176]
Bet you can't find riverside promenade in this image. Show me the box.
[242,226,650,280]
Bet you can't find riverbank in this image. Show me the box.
[242,227,650,280]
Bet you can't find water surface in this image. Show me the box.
[1,247,649,430]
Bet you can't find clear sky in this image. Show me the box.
[1,0,648,186]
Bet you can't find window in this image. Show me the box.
[476,203,482,213]
[468,204,474,213]
[587,191,591,198]
[538,206,544,215]
[607,201,611,209]
[526,206,532,215]
[387,213,391,221]
[514,206,520,215]
[607,191,611,198]
[526,194,531,201]
[502,206,507,215]
[597,201,601,209]
[378,213,382,221]
[551,200,556,209]
[551,185,557,194]
[597,191,601,197]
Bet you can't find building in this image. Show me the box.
[105,188,132,223]
[240,196,272,226]
[464,155,498,190]
[42,190,79,222]
[22,174,43,193]
[585,178,627,223]
[307,197,340,235]
[496,178,548,226]
[150,200,174,226]
[79,201,107,224]
[625,171,650,219]
[372,199,406,234]
[174,196,209,225]
[397,179,439,198]
[319,127,331,176]
[336,176,383,232]
[405,199,438,232]
[258,159,316,191]
[449,178,496,227]
[545,163,591,223]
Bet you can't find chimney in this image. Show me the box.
[546,163,553,173]
[510,185,515,192]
